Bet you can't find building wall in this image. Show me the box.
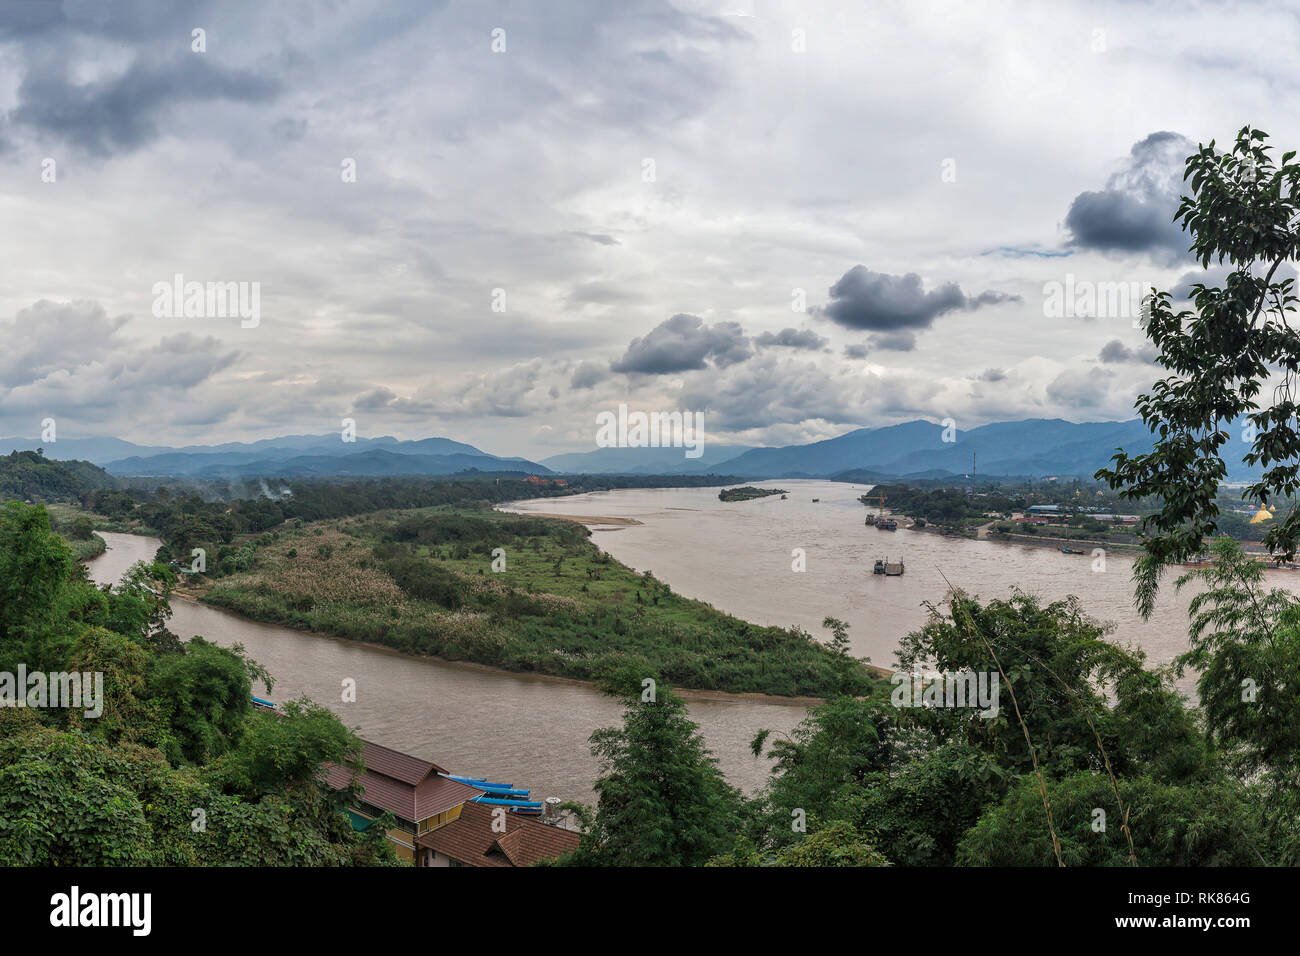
[387,827,416,862]
[416,804,465,835]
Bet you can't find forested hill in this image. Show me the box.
[0,449,118,502]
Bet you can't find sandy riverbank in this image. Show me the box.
[504,511,644,527]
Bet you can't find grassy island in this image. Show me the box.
[718,486,787,502]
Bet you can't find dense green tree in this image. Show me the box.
[558,680,744,866]
[147,637,260,764]
[1175,539,1300,777]
[0,500,75,643]
[897,591,1206,784]
[750,695,895,848]
[714,820,890,867]
[0,502,387,866]
[1097,126,1300,614]
[212,698,361,796]
[957,773,1263,866]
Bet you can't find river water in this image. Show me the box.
[91,480,1291,802]
[87,531,807,804]
[504,479,1300,696]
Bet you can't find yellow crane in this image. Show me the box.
[860,494,887,525]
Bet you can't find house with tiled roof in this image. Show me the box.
[324,740,484,862]
[416,801,580,867]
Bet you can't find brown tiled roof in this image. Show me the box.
[323,740,476,822]
[356,739,448,783]
[416,802,581,867]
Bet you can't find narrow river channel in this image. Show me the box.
[88,531,808,803]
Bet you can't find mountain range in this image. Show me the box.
[706,418,1162,480]
[0,417,1257,482]
[0,434,551,479]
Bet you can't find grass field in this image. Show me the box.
[198,508,879,698]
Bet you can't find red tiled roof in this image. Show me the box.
[416,802,581,867]
[323,740,477,822]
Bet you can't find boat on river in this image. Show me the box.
[879,518,898,531]
[873,558,904,576]
[1060,546,1084,555]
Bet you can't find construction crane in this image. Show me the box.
[860,494,887,524]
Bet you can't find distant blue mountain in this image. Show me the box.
[2,416,1263,483]
[0,432,546,478]
[0,433,492,469]
[539,444,755,475]
[0,436,171,463]
[176,448,549,479]
[705,418,1257,482]
[713,421,945,477]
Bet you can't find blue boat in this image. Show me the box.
[472,796,543,811]
[446,774,515,789]
[474,785,531,797]
[251,696,277,709]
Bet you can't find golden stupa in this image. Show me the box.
[1249,506,1274,525]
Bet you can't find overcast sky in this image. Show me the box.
[2,0,1296,458]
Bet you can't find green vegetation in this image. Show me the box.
[718,486,787,502]
[0,500,396,866]
[552,679,744,866]
[864,483,1016,532]
[564,546,1293,866]
[1097,126,1300,613]
[199,509,880,697]
[869,479,1283,551]
[0,448,117,502]
[0,453,878,696]
[866,480,1158,537]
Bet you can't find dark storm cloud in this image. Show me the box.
[983,246,1074,259]
[754,327,828,350]
[1099,339,1158,364]
[868,330,917,352]
[1064,131,1196,261]
[612,313,752,374]
[842,344,870,360]
[814,265,1020,335]
[10,55,281,156]
[0,0,205,39]
[967,290,1021,309]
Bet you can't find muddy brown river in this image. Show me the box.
[92,479,1289,802]
[88,530,807,804]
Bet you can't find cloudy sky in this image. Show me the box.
[1,0,1296,458]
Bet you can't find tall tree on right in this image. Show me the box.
[1098,126,1300,615]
